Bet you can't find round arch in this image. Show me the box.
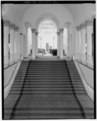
[36,13,59,31]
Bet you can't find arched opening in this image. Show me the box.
[37,18,58,57]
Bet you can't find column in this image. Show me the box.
[77,26,82,60]
[66,28,68,57]
[20,33,24,60]
[86,19,93,65]
[63,28,65,56]
[35,31,38,57]
[23,35,26,58]
[25,23,29,57]
[32,29,36,59]
[59,28,64,59]
[9,24,15,64]
[57,31,60,57]
[3,20,10,67]
[27,27,31,57]
[65,23,70,57]
[76,27,79,59]
[14,26,19,62]
[18,31,21,60]
[68,25,72,57]
[79,30,82,61]
[26,27,29,57]
[16,28,20,61]
[22,35,25,59]
[81,23,87,62]
[75,28,78,59]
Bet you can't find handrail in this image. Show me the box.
[4,53,22,70]
[4,60,22,89]
[75,53,93,70]
[75,59,93,70]
[74,60,93,90]
[4,60,21,70]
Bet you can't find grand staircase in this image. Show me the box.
[4,60,94,119]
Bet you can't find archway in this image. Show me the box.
[37,18,58,57]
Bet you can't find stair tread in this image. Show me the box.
[4,60,94,119]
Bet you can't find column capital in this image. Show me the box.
[14,26,19,31]
[59,28,64,33]
[25,22,31,29]
[20,33,23,35]
[64,22,71,28]
[57,31,60,35]
[35,31,38,35]
[92,14,96,19]
[76,26,81,31]
[80,23,86,29]
[32,28,36,33]
[85,19,93,26]
[10,23,16,30]
[3,19,10,26]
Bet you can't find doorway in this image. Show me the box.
[37,18,58,57]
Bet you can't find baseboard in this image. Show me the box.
[74,60,94,102]
[4,61,22,100]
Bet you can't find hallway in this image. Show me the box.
[2,2,95,119]
[4,60,93,119]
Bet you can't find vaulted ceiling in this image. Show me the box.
[2,3,96,26]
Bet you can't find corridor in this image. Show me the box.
[2,1,95,119]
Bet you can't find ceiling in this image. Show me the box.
[2,3,96,26]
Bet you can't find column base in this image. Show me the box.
[32,56,36,60]
[60,56,64,60]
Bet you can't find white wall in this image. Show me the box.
[4,63,17,88]
[4,61,21,99]
[74,60,94,101]
[78,63,93,89]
